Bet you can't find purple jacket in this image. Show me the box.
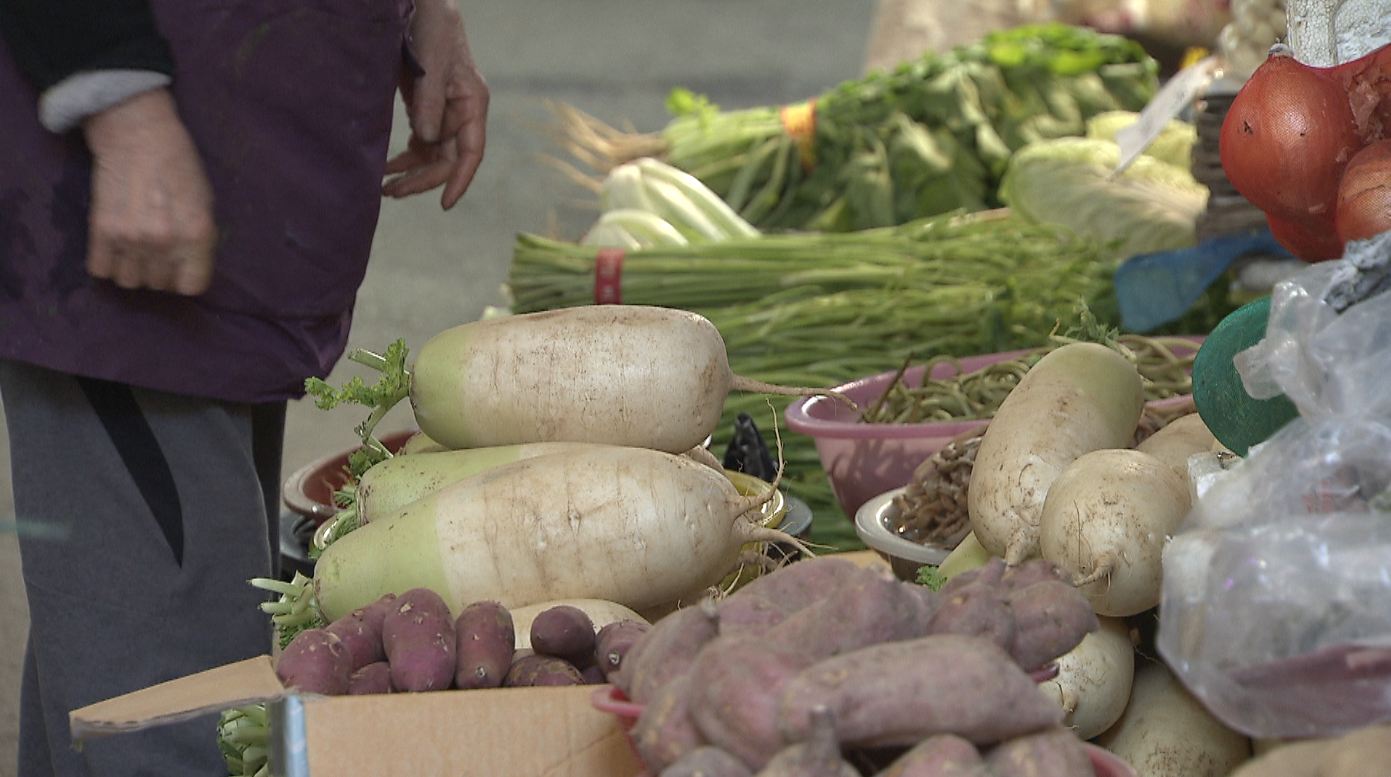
[0,0,411,404]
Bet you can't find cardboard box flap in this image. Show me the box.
[70,656,286,740]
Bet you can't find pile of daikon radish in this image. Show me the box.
[933,342,1255,776]
[299,305,837,631]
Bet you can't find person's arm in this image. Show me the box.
[0,0,175,133]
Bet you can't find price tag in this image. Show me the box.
[1114,56,1221,174]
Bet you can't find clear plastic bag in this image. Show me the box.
[1158,234,1391,739]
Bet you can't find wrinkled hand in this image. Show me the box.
[82,89,217,295]
[384,0,489,209]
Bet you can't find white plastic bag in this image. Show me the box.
[1158,233,1391,739]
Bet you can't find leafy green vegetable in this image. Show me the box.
[1084,111,1196,169]
[917,565,948,591]
[249,574,323,650]
[562,24,1158,233]
[304,339,413,477]
[1000,137,1209,259]
[217,704,270,777]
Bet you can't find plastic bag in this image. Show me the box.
[1157,233,1391,739]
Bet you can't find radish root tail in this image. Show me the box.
[1074,556,1115,588]
[740,522,816,560]
[729,374,859,412]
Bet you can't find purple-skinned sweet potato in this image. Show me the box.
[346,661,392,695]
[1000,559,1067,591]
[765,572,932,659]
[924,582,1016,652]
[618,599,720,703]
[755,707,858,777]
[658,746,753,777]
[277,628,352,696]
[633,674,705,772]
[595,620,650,682]
[580,663,606,685]
[777,635,1064,748]
[984,728,1091,777]
[382,588,455,692]
[324,593,395,671]
[502,654,583,687]
[940,558,1006,595]
[686,636,816,769]
[877,735,987,777]
[716,594,788,638]
[530,605,596,662]
[454,600,515,690]
[1005,580,1099,672]
[723,557,882,615]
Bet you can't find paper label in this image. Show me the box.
[1115,56,1221,174]
[594,248,624,304]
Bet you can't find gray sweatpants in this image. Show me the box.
[1,361,284,777]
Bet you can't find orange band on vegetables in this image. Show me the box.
[779,99,817,170]
[594,248,624,304]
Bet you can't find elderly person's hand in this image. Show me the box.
[384,0,490,209]
[82,88,217,295]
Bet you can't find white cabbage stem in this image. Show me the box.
[1286,0,1391,66]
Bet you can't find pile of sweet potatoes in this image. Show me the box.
[612,556,1102,777]
[275,588,650,695]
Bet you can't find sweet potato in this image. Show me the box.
[595,619,650,681]
[530,605,596,662]
[686,636,817,769]
[634,674,706,772]
[619,598,720,702]
[580,663,606,685]
[724,556,879,614]
[778,635,1063,748]
[383,588,455,692]
[942,558,1008,592]
[511,598,649,650]
[716,594,787,637]
[346,661,392,695]
[659,746,754,777]
[923,583,1015,653]
[454,601,515,690]
[984,728,1090,777]
[1004,579,1099,672]
[877,735,986,777]
[502,654,584,687]
[755,707,858,777]
[1000,559,1067,591]
[765,572,932,659]
[276,628,352,696]
[325,593,395,670]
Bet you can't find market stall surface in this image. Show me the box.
[0,0,875,766]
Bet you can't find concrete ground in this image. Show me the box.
[0,1,874,771]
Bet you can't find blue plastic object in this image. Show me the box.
[1115,229,1291,332]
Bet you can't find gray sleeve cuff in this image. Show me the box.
[38,69,172,133]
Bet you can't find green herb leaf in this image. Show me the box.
[917,565,948,591]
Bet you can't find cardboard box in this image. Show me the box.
[70,656,644,777]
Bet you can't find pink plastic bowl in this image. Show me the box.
[785,342,1202,520]
[591,685,1137,777]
